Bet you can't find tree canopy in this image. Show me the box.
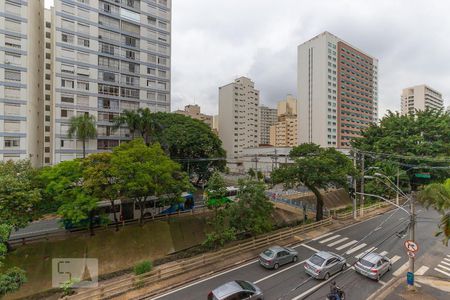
[67,114,97,158]
[272,143,356,221]
[113,108,161,146]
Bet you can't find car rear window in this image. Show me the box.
[309,254,325,266]
[263,249,274,257]
[236,280,255,292]
[360,259,375,268]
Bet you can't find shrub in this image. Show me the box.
[133,260,153,275]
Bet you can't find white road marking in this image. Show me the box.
[379,251,388,256]
[437,264,450,271]
[447,254,450,258]
[390,255,401,264]
[355,247,377,259]
[148,259,258,299]
[336,240,358,250]
[301,244,320,252]
[291,271,345,300]
[440,260,450,267]
[345,243,367,255]
[312,232,334,241]
[327,237,348,247]
[393,261,409,276]
[319,234,341,244]
[444,258,450,262]
[254,259,306,284]
[434,267,450,277]
[415,266,429,275]
[379,280,387,285]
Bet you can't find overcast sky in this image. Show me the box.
[45,0,450,117]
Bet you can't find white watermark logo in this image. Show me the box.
[52,258,98,288]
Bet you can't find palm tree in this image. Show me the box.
[113,108,161,145]
[417,179,450,246]
[67,114,97,159]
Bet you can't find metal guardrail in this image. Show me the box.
[333,197,407,220]
[8,207,209,247]
[69,217,333,300]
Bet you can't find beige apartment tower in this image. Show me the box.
[258,106,277,145]
[219,77,259,159]
[270,95,298,147]
[401,85,444,115]
[298,31,378,149]
[174,104,213,127]
[0,0,44,165]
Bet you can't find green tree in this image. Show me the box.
[113,108,161,146]
[417,179,450,246]
[272,143,356,221]
[112,139,191,226]
[229,179,274,235]
[152,113,226,184]
[83,153,121,231]
[364,161,410,201]
[67,114,97,158]
[247,168,256,179]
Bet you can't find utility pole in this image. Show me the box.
[353,151,357,219]
[408,193,416,290]
[254,154,258,173]
[274,148,278,170]
[360,152,365,217]
[396,167,400,206]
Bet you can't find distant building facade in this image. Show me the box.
[212,114,219,135]
[298,31,378,149]
[219,77,259,159]
[270,95,298,147]
[258,106,277,145]
[174,104,213,127]
[401,85,444,115]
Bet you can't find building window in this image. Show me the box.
[5,18,21,32]
[77,81,90,91]
[61,79,75,88]
[78,37,90,47]
[46,22,51,28]
[4,138,20,148]
[5,69,21,81]
[45,136,50,143]
[5,35,21,49]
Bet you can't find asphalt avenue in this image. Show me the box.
[149,204,446,300]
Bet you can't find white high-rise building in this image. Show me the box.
[52,0,172,163]
[298,31,378,149]
[258,106,277,145]
[0,0,44,165]
[219,77,259,159]
[401,85,444,115]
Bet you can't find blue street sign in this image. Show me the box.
[407,271,414,285]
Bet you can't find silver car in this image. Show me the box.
[355,252,391,280]
[207,280,263,300]
[304,251,347,280]
[259,246,298,270]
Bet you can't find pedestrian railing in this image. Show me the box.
[333,197,406,220]
[68,217,333,300]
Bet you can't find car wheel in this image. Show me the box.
[293,256,298,263]
[341,263,346,271]
[274,263,279,270]
[324,272,330,280]
[376,273,381,281]
[388,264,392,271]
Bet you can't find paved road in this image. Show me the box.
[9,218,64,240]
[149,204,448,300]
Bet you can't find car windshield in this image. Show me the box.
[309,254,325,266]
[236,280,255,292]
[360,259,375,268]
[263,249,275,257]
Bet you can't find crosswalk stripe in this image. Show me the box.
[312,232,334,241]
[393,261,409,276]
[336,240,357,250]
[390,255,401,264]
[345,243,367,255]
[415,266,429,275]
[446,254,450,258]
[434,267,450,277]
[327,237,348,247]
[440,261,450,267]
[379,251,388,256]
[444,258,450,262]
[319,235,341,244]
[438,264,450,271]
[355,247,377,259]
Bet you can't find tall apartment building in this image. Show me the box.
[174,104,213,127]
[219,77,259,159]
[0,0,44,165]
[298,31,378,149]
[270,95,298,147]
[52,0,171,163]
[401,84,444,115]
[258,106,277,145]
[212,114,219,135]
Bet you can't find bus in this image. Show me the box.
[206,186,239,206]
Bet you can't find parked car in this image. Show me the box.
[354,252,391,280]
[207,280,263,300]
[304,251,347,280]
[258,246,298,270]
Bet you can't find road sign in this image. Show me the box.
[407,251,415,258]
[407,271,414,285]
[404,240,419,252]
